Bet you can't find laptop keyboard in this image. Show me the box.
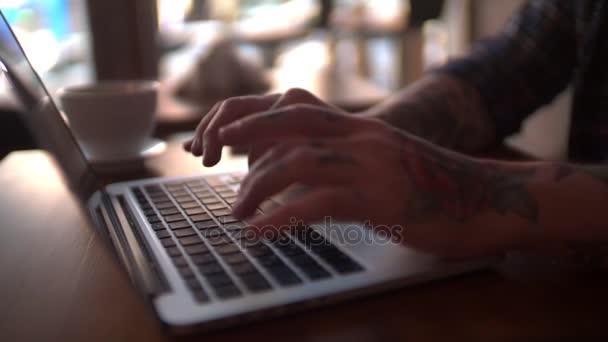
[130,173,364,304]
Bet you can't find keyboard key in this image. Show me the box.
[222,252,249,265]
[172,256,189,267]
[151,222,165,231]
[184,244,208,255]
[198,194,217,202]
[164,214,185,223]
[147,215,161,223]
[180,201,199,209]
[267,265,302,286]
[214,284,242,299]
[240,273,272,292]
[259,254,284,267]
[225,222,247,230]
[155,202,175,210]
[174,228,197,238]
[139,203,152,210]
[185,207,206,215]
[156,230,171,239]
[215,244,241,255]
[198,262,224,275]
[142,208,156,216]
[275,241,305,257]
[169,186,188,197]
[213,185,230,192]
[224,197,238,204]
[299,264,331,280]
[160,237,176,248]
[196,220,219,230]
[201,227,225,238]
[206,203,227,210]
[208,235,232,246]
[186,180,203,187]
[206,272,234,287]
[230,261,257,275]
[212,209,232,216]
[201,199,221,206]
[169,221,191,230]
[174,195,193,203]
[217,215,240,224]
[332,262,364,275]
[191,253,217,265]
[288,254,317,266]
[320,252,364,274]
[164,182,183,190]
[190,214,212,222]
[166,246,182,257]
[247,244,273,257]
[179,235,203,246]
[159,207,179,215]
[178,266,195,278]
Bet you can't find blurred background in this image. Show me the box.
[0,0,570,161]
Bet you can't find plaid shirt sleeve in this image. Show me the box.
[435,0,579,139]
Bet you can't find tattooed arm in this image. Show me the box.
[362,74,498,154]
[212,103,608,263]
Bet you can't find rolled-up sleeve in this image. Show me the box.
[435,0,579,139]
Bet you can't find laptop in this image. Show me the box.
[0,12,493,334]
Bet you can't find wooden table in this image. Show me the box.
[1,141,608,341]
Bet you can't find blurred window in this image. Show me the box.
[1,0,93,94]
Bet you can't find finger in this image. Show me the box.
[219,104,367,147]
[247,138,312,180]
[248,142,274,168]
[247,188,357,235]
[245,89,330,165]
[233,146,360,218]
[183,139,193,152]
[244,135,380,191]
[191,101,222,156]
[203,94,282,167]
[270,88,329,109]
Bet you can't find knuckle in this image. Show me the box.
[287,146,315,162]
[221,97,240,111]
[284,88,315,101]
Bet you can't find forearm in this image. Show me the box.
[364,74,498,154]
[403,146,608,265]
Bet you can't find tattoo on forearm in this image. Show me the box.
[376,76,496,153]
[394,131,539,223]
[553,164,608,184]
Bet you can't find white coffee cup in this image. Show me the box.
[58,81,159,161]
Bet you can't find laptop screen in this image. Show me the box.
[0,11,99,200]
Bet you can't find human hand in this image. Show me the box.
[183,88,337,167]
[218,103,512,258]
